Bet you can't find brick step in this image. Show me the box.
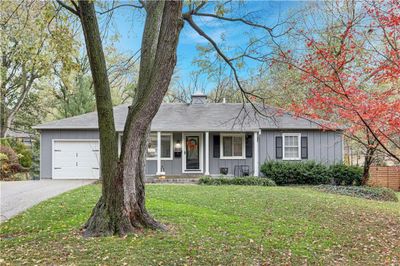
[146,178,199,184]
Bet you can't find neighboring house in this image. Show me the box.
[33,93,344,179]
[5,129,35,147]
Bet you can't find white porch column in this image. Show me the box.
[254,132,259,177]
[205,132,210,175]
[156,131,162,175]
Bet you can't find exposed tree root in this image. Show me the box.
[83,197,166,237]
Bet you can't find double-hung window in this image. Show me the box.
[220,134,245,159]
[282,133,301,160]
[147,133,173,160]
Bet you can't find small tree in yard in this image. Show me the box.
[56,0,284,236]
[276,0,400,184]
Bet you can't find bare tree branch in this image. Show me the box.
[97,3,144,15]
[1,0,24,26]
[183,13,276,121]
[56,0,79,16]
[193,12,273,33]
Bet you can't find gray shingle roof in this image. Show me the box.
[33,103,333,132]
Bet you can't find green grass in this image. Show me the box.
[1,185,399,265]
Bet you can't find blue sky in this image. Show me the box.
[102,1,306,91]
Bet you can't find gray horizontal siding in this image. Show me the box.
[259,130,343,168]
[39,129,341,179]
[40,130,100,179]
[209,132,254,176]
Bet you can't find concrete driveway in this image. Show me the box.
[0,180,95,222]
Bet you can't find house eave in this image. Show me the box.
[34,127,260,132]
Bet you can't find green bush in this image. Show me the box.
[0,153,9,161]
[16,144,32,168]
[260,161,330,185]
[2,138,32,168]
[315,185,398,202]
[329,164,363,186]
[198,176,276,186]
[260,161,364,186]
[0,138,11,147]
[30,137,40,179]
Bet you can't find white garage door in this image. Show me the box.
[53,140,100,179]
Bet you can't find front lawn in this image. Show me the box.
[1,185,399,265]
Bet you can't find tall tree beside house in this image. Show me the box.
[57,0,289,236]
[0,0,77,137]
[57,0,183,236]
[275,0,400,183]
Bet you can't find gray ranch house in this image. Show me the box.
[34,93,343,179]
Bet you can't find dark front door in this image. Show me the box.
[186,136,200,170]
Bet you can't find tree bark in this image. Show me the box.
[77,0,119,236]
[361,144,376,185]
[81,0,183,236]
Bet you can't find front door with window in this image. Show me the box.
[183,133,203,173]
[186,136,199,170]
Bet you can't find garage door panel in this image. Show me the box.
[54,168,99,179]
[77,152,99,160]
[77,157,99,166]
[54,151,76,158]
[76,154,98,161]
[54,160,76,168]
[53,140,100,179]
[78,160,99,167]
[54,153,76,163]
[54,142,99,151]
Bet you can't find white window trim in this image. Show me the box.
[147,132,173,160]
[282,133,301,160]
[220,133,246,159]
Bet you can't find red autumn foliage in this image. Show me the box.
[280,0,400,162]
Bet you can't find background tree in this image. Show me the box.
[52,50,139,119]
[53,55,96,118]
[0,0,76,137]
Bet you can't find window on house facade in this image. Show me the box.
[283,133,301,160]
[147,133,173,160]
[220,134,245,159]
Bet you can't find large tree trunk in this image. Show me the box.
[77,0,119,236]
[81,0,183,237]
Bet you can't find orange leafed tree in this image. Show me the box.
[277,0,400,183]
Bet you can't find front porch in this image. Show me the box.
[143,131,260,177]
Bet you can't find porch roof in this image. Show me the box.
[33,103,334,132]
